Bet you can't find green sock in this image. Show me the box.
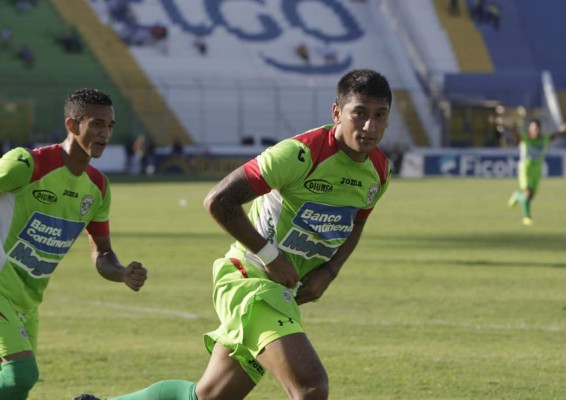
[0,357,40,400]
[513,192,531,218]
[108,380,197,400]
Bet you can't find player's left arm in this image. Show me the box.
[294,218,366,305]
[88,234,148,291]
[549,123,566,140]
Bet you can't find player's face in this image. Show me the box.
[332,94,390,162]
[73,104,115,159]
[527,121,541,139]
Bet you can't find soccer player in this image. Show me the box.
[75,68,392,400]
[0,88,148,399]
[507,118,566,225]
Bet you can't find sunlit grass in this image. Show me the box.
[30,178,566,399]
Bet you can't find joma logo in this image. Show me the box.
[340,177,362,187]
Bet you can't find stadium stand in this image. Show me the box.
[2,0,564,157]
[50,0,190,146]
[84,0,434,150]
[0,0,146,146]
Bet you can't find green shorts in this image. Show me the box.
[0,294,35,358]
[518,160,542,192]
[204,257,304,384]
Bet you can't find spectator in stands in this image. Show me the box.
[449,0,460,16]
[13,0,33,13]
[470,0,485,21]
[486,3,501,30]
[16,44,35,68]
[124,135,136,174]
[55,26,84,53]
[192,35,207,55]
[1,26,12,50]
[320,40,337,65]
[507,119,566,225]
[108,0,136,25]
[295,42,310,64]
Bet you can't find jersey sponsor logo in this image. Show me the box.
[340,177,362,187]
[8,242,59,278]
[80,195,94,216]
[366,183,379,205]
[293,202,356,240]
[281,228,339,260]
[63,190,78,198]
[304,179,333,194]
[33,190,57,204]
[18,212,85,255]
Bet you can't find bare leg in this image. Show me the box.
[196,344,256,400]
[258,333,329,400]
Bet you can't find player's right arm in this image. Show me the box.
[0,148,34,193]
[203,166,299,289]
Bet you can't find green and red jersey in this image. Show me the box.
[0,144,111,313]
[227,124,391,279]
[519,133,552,164]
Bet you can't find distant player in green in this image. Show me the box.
[75,68,392,400]
[507,118,566,225]
[0,89,148,399]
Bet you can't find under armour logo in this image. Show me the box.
[278,318,294,326]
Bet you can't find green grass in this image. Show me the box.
[29,178,566,400]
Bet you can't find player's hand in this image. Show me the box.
[264,255,299,289]
[123,262,148,291]
[294,266,334,305]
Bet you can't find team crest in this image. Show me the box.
[80,195,94,216]
[366,183,379,206]
[283,289,293,304]
[19,326,29,340]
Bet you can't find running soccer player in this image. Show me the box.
[75,68,392,400]
[0,89,148,399]
[507,118,566,225]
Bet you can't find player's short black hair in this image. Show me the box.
[529,118,541,129]
[64,88,113,121]
[335,69,392,108]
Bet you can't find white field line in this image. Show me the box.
[308,318,566,333]
[51,297,566,333]
[51,296,200,320]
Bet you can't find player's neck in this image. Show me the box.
[61,138,90,176]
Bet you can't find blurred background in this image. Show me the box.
[1,0,565,178]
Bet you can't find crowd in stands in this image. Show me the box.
[91,0,169,50]
[1,1,86,71]
[55,26,84,53]
[471,0,501,30]
[294,41,338,66]
[448,0,502,31]
[11,0,38,13]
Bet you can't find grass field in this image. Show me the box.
[29,177,566,400]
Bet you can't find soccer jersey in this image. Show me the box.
[0,144,111,314]
[229,124,391,279]
[519,133,552,163]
